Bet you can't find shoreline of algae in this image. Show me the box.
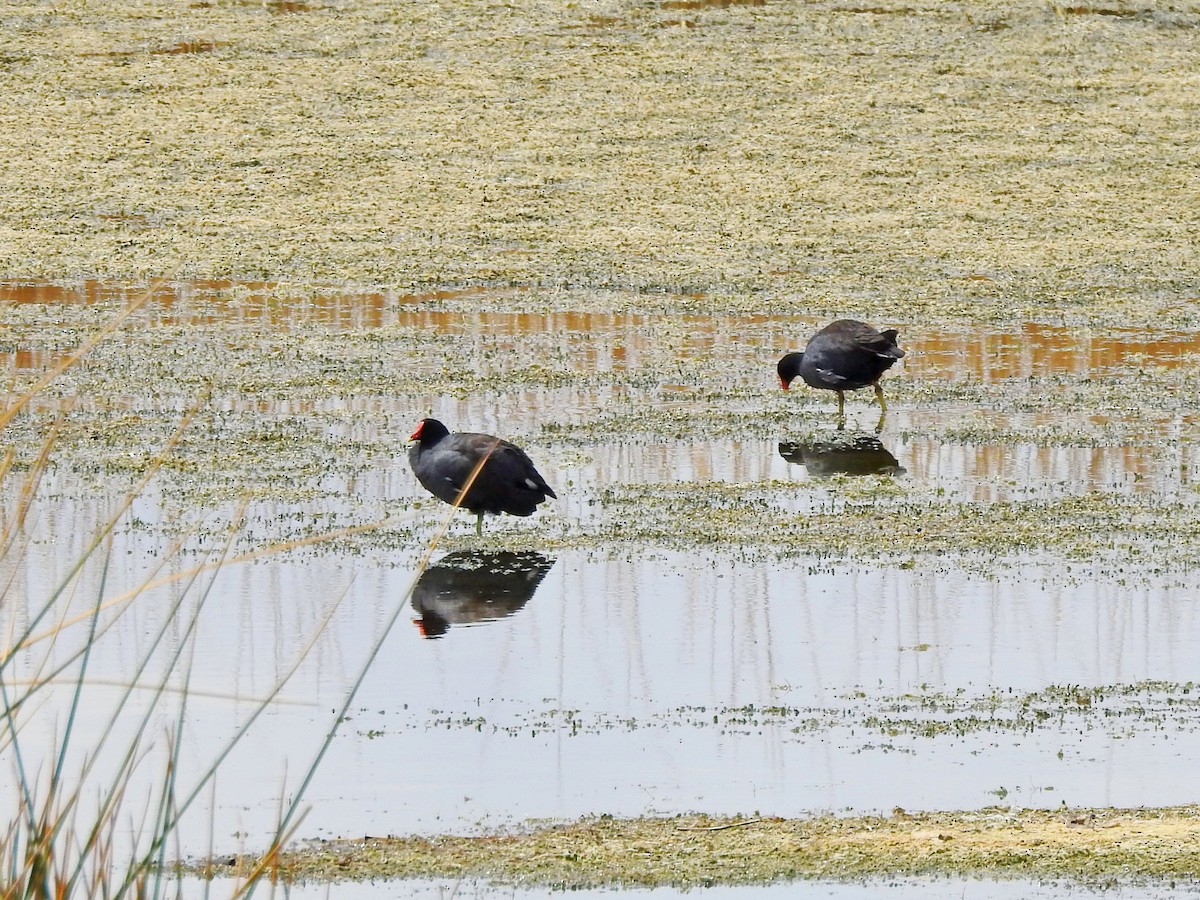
[195,682,1200,887]
[211,806,1200,888]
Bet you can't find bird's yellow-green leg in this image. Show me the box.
[836,390,846,418]
[475,511,484,536]
[874,382,888,412]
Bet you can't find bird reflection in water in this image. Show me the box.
[778,432,905,477]
[411,551,555,638]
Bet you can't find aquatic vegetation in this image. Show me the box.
[0,292,443,897]
[343,681,1200,744]
[4,0,1200,889]
[3,0,1200,322]
[3,287,1200,580]
[216,806,1200,887]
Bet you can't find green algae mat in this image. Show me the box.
[215,807,1200,887]
[1,0,1198,325]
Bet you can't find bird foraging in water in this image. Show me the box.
[407,418,557,535]
[777,319,905,420]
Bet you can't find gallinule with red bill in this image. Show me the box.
[777,319,905,418]
[407,418,557,535]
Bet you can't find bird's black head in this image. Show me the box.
[776,352,804,390]
[409,417,450,443]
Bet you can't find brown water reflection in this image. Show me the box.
[0,348,71,373]
[0,279,392,329]
[911,323,1200,381]
[5,280,1196,502]
[4,280,1199,379]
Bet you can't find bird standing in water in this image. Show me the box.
[777,319,905,422]
[407,418,557,535]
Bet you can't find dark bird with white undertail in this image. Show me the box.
[407,418,557,535]
[777,319,905,418]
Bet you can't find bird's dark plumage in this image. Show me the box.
[407,418,556,533]
[777,319,904,417]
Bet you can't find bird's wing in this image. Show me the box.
[812,366,851,386]
[434,452,476,493]
[493,441,556,496]
[852,329,904,359]
[441,434,508,490]
[440,434,532,489]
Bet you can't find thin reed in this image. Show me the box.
[0,285,463,898]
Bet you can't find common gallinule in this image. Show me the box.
[777,319,905,418]
[407,418,557,534]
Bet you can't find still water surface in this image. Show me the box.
[3,281,1199,893]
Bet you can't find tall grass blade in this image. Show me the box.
[239,440,501,894]
[0,279,167,433]
[2,278,464,899]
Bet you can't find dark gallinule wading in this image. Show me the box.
[407,418,557,535]
[777,319,905,418]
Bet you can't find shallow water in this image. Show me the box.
[3,283,1200,892]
